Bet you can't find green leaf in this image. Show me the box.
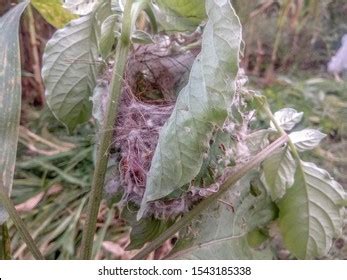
[132,30,154,44]
[247,229,268,248]
[121,206,173,250]
[99,14,119,58]
[245,129,270,154]
[138,0,242,219]
[169,176,276,259]
[194,130,236,187]
[157,0,206,22]
[155,0,206,31]
[42,0,111,132]
[261,147,296,200]
[278,161,345,259]
[141,2,158,33]
[31,0,76,28]
[131,0,158,34]
[271,108,303,131]
[0,1,29,224]
[62,0,98,15]
[289,129,326,152]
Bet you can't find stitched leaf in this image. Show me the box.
[138,0,242,219]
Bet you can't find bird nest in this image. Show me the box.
[96,34,251,219]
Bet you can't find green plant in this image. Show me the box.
[0,0,346,260]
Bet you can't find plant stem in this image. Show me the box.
[1,222,11,259]
[132,134,288,260]
[80,0,134,260]
[255,95,301,161]
[0,189,44,260]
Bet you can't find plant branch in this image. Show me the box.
[80,0,134,260]
[0,188,44,260]
[132,134,288,260]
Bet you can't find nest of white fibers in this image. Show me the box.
[95,33,253,220]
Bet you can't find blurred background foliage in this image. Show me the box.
[233,0,347,78]
[0,0,345,259]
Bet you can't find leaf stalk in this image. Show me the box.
[254,95,302,164]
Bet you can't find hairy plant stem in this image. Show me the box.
[132,134,288,260]
[1,222,11,259]
[0,188,44,260]
[80,0,134,260]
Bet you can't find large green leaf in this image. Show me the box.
[0,1,29,224]
[155,0,206,31]
[42,0,111,131]
[138,0,242,219]
[169,176,276,259]
[261,147,296,200]
[32,0,76,28]
[278,161,345,259]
